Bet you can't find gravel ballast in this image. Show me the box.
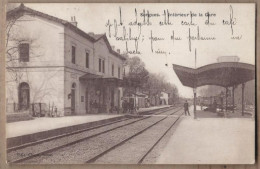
[9,107,181,164]
[141,116,184,164]
[94,116,181,164]
[22,116,166,164]
[8,118,138,162]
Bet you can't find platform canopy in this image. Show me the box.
[172,62,255,88]
[79,73,124,87]
[79,72,102,80]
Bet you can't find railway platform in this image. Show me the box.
[138,105,171,113]
[156,106,255,164]
[6,105,171,149]
[195,108,254,118]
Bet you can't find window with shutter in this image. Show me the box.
[72,46,76,64]
[112,64,114,76]
[19,43,29,62]
[86,52,89,68]
[102,60,105,73]
[99,58,102,72]
[118,67,121,78]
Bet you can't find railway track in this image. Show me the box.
[7,106,171,152]
[8,106,181,163]
[137,115,181,164]
[87,108,183,164]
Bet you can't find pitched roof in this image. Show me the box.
[88,33,127,60]
[88,33,104,40]
[7,4,126,61]
[101,35,127,60]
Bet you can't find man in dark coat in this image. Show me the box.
[184,100,190,116]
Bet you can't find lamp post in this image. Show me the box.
[232,86,235,113]
[225,87,228,112]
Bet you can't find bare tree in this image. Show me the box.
[6,6,60,114]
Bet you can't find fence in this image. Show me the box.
[6,102,57,117]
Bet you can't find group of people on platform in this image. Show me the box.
[183,99,220,116]
[200,99,221,113]
[184,99,225,116]
[122,99,137,114]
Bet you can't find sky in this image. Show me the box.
[10,3,255,97]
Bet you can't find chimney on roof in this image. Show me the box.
[89,32,94,37]
[70,16,77,27]
[117,49,120,53]
[111,46,115,50]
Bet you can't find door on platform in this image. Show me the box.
[85,89,88,113]
[111,88,114,108]
[117,90,120,109]
[18,82,30,110]
[71,83,76,114]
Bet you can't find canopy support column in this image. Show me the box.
[193,88,197,119]
[225,87,228,112]
[232,86,235,113]
[242,83,245,116]
[135,87,137,114]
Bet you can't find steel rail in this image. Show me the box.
[8,106,173,153]
[138,112,183,163]
[9,106,178,163]
[85,108,183,163]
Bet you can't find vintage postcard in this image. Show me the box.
[5,3,255,164]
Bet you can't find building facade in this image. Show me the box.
[6,4,126,116]
[159,92,169,105]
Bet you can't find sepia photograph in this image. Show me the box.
[5,3,255,164]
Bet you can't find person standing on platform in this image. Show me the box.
[184,100,190,116]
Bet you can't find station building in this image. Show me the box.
[6,4,126,116]
[159,92,169,105]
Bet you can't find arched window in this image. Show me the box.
[19,43,29,62]
[18,82,30,110]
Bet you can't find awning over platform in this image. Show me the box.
[79,73,124,87]
[130,92,148,97]
[102,77,124,87]
[79,72,102,80]
[172,62,255,88]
